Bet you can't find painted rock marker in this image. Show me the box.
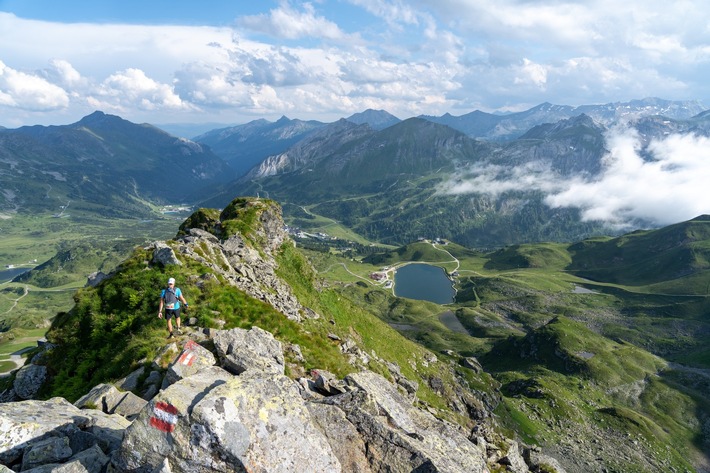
[149,401,179,433]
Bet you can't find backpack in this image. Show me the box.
[164,287,178,309]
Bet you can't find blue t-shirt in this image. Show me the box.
[161,287,182,310]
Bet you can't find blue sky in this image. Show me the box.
[1,0,709,127]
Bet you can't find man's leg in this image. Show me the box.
[166,311,174,336]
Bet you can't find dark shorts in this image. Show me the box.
[165,308,181,320]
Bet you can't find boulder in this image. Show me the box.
[114,368,341,473]
[0,400,126,473]
[311,369,348,395]
[462,357,483,373]
[0,398,93,465]
[21,444,108,473]
[113,366,232,472]
[322,371,488,473]
[86,271,109,287]
[151,243,182,266]
[187,372,341,472]
[74,383,147,420]
[116,367,145,392]
[213,326,284,375]
[307,403,371,473]
[80,409,131,453]
[498,440,529,472]
[524,447,568,473]
[161,340,216,389]
[14,364,47,400]
[21,436,73,470]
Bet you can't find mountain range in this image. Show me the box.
[0,111,234,218]
[2,97,708,248]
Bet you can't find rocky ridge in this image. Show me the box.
[0,197,566,472]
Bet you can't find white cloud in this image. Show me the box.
[0,60,69,110]
[439,126,710,228]
[238,2,347,40]
[347,0,424,27]
[514,58,548,89]
[546,128,710,227]
[1,1,710,126]
[96,68,192,111]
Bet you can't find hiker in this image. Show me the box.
[157,277,188,338]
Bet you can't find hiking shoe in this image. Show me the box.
[167,332,175,339]
[176,329,183,335]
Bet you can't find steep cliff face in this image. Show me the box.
[0,197,567,472]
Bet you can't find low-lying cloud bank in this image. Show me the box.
[440,127,710,229]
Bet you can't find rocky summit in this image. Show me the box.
[0,197,566,472]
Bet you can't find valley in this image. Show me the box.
[303,226,710,472]
[0,100,709,471]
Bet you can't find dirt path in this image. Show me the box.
[2,285,29,314]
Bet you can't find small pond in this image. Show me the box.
[394,263,455,304]
[0,267,31,283]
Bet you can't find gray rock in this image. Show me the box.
[285,343,305,363]
[14,364,47,399]
[141,384,159,401]
[311,369,348,395]
[114,366,341,473]
[462,357,483,373]
[66,429,100,455]
[0,387,18,403]
[113,366,232,472]
[186,372,341,473]
[86,271,109,287]
[151,243,182,266]
[498,440,529,472]
[116,367,145,392]
[308,403,371,473]
[23,444,109,473]
[74,383,146,420]
[323,370,488,473]
[80,409,131,453]
[111,391,148,420]
[0,398,93,464]
[524,448,568,473]
[144,370,162,387]
[213,326,284,375]
[21,436,73,470]
[161,339,216,389]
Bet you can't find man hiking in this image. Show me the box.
[158,277,188,338]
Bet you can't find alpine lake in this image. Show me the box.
[393,263,455,304]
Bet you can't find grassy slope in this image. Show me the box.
[0,212,184,375]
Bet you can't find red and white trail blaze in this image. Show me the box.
[149,401,179,433]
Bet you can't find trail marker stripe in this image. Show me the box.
[179,352,195,366]
[149,401,179,433]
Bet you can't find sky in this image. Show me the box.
[1,0,710,129]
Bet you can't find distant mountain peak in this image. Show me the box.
[346,109,401,131]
